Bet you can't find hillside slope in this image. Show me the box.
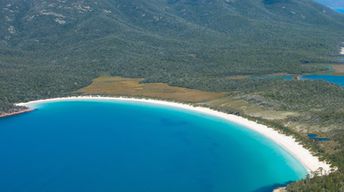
[0,0,343,107]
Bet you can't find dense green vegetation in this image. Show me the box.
[1,0,344,191]
[1,0,343,106]
[287,130,344,191]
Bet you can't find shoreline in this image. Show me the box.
[15,96,334,176]
[0,108,34,118]
[341,47,344,55]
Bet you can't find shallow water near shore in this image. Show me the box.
[0,100,307,192]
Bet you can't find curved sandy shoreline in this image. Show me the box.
[16,96,334,176]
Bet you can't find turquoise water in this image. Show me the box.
[301,75,344,87]
[0,100,307,192]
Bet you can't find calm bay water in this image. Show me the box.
[0,100,307,192]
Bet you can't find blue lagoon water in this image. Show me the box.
[301,75,344,87]
[0,100,307,192]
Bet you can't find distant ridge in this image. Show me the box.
[315,0,344,13]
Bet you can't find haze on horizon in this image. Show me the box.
[316,0,344,12]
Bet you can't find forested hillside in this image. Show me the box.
[1,0,343,110]
[1,1,344,190]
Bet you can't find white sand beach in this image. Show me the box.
[16,96,334,176]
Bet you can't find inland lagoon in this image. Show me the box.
[0,98,314,192]
[301,74,344,87]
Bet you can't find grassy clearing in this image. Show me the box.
[78,76,225,103]
[206,96,298,120]
[79,76,298,121]
[331,65,344,75]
